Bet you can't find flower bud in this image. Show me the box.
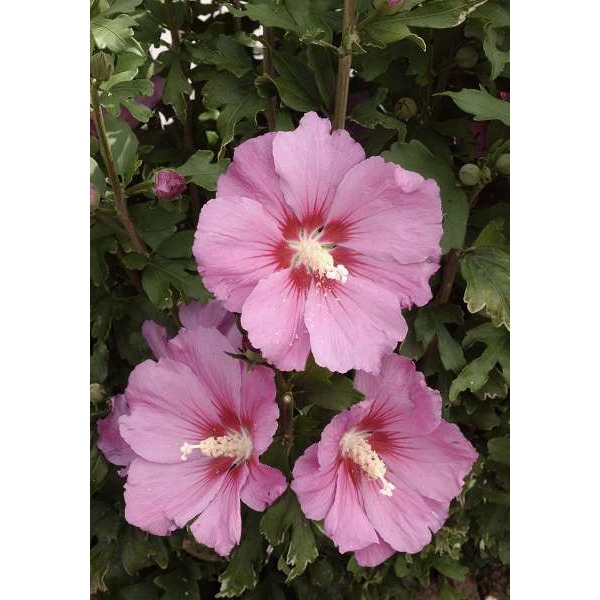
[90,183,99,209]
[388,0,403,6]
[455,46,479,69]
[153,170,187,201]
[90,52,114,82]
[480,165,492,184]
[459,164,481,186]
[496,153,510,176]
[90,383,105,404]
[395,97,418,121]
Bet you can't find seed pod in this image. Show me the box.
[395,97,418,121]
[496,153,510,176]
[459,164,481,186]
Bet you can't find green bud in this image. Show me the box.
[395,97,418,121]
[455,46,479,70]
[480,165,492,184]
[90,52,114,82]
[459,164,481,186]
[496,153,510,176]
[90,383,105,404]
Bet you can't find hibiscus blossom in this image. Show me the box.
[291,354,477,567]
[102,326,287,556]
[96,394,136,473]
[194,112,442,374]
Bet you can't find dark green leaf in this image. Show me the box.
[271,52,323,113]
[91,15,144,56]
[121,252,149,270]
[91,340,109,383]
[103,113,139,180]
[431,556,469,581]
[177,149,229,191]
[163,60,192,124]
[155,569,201,600]
[90,157,107,196]
[121,526,169,575]
[349,88,406,137]
[187,34,253,78]
[156,231,194,259]
[436,87,510,125]
[488,435,509,465]
[90,444,109,493]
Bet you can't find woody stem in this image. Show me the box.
[332,0,356,130]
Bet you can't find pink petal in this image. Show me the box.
[355,354,442,437]
[141,320,169,358]
[291,444,337,521]
[360,474,444,554]
[217,132,294,228]
[166,327,242,425]
[190,464,249,556]
[122,358,222,463]
[272,112,365,226]
[194,195,287,312]
[240,458,287,511]
[354,538,396,567]
[324,462,379,553]
[97,394,136,467]
[179,299,242,349]
[124,455,228,534]
[241,268,311,371]
[240,365,278,455]
[381,421,477,503]
[304,277,407,374]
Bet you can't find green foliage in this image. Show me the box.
[91,0,510,597]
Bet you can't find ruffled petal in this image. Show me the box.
[194,195,286,312]
[381,421,477,503]
[179,299,241,349]
[190,464,249,556]
[124,455,228,534]
[304,277,406,374]
[122,358,222,463]
[241,268,311,371]
[141,321,169,358]
[240,366,278,455]
[166,327,241,426]
[291,444,337,521]
[324,462,379,553]
[355,354,442,437]
[217,132,294,228]
[97,395,136,467]
[272,112,365,226]
[354,537,396,567]
[240,458,287,511]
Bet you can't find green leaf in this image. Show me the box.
[90,158,107,196]
[217,515,264,597]
[460,230,510,328]
[177,149,229,191]
[121,252,149,270]
[483,25,509,80]
[90,444,109,493]
[156,231,194,259]
[383,140,468,253]
[155,569,200,600]
[121,526,169,575]
[143,259,210,308]
[362,18,425,48]
[90,340,109,383]
[103,113,139,180]
[438,580,463,600]
[91,15,144,56]
[349,88,406,138]
[202,72,267,155]
[436,87,510,125]
[270,52,323,113]
[431,556,469,581]
[142,266,172,309]
[414,305,466,372]
[396,0,488,28]
[91,235,118,287]
[106,52,146,87]
[292,360,364,411]
[488,435,509,465]
[102,0,143,16]
[187,34,253,78]
[450,323,509,402]
[260,490,318,582]
[306,45,336,111]
[90,542,112,593]
[130,201,187,249]
[163,60,192,124]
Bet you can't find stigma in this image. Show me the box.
[289,230,348,283]
[180,429,252,463]
[340,429,395,497]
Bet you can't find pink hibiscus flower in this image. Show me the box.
[96,394,136,473]
[194,112,442,374]
[118,325,287,556]
[291,354,477,567]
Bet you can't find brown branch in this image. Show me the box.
[263,27,277,131]
[280,393,294,453]
[90,81,148,256]
[332,0,356,130]
[164,0,181,52]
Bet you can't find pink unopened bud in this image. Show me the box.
[90,183,99,208]
[154,170,187,201]
[388,0,403,6]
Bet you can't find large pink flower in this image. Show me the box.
[194,112,442,374]
[96,394,136,471]
[291,354,477,567]
[112,326,286,556]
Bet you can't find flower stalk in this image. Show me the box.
[90,80,148,256]
[332,0,356,130]
[263,27,278,132]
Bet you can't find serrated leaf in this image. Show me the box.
[450,323,509,402]
[483,25,509,80]
[103,113,139,179]
[349,88,406,137]
[90,157,107,196]
[90,444,109,492]
[383,139,468,253]
[163,60,192,123]
[436,87,509,125]
[202,72,267,155]
[90,340,109,383]
[102,0,143,16]
[431,556,469,581]
[397,0,488,28]
[270,51,323,113]
[90,542,112,593]
[155,569,201,600]
[91,15,143,56]
[91,235,118,287]
[121,252,149,270]
[187,34,252,78]
[121,526,169,575]
[156,230,194,259]
[488,435,509,465]
[177,149,229,191]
